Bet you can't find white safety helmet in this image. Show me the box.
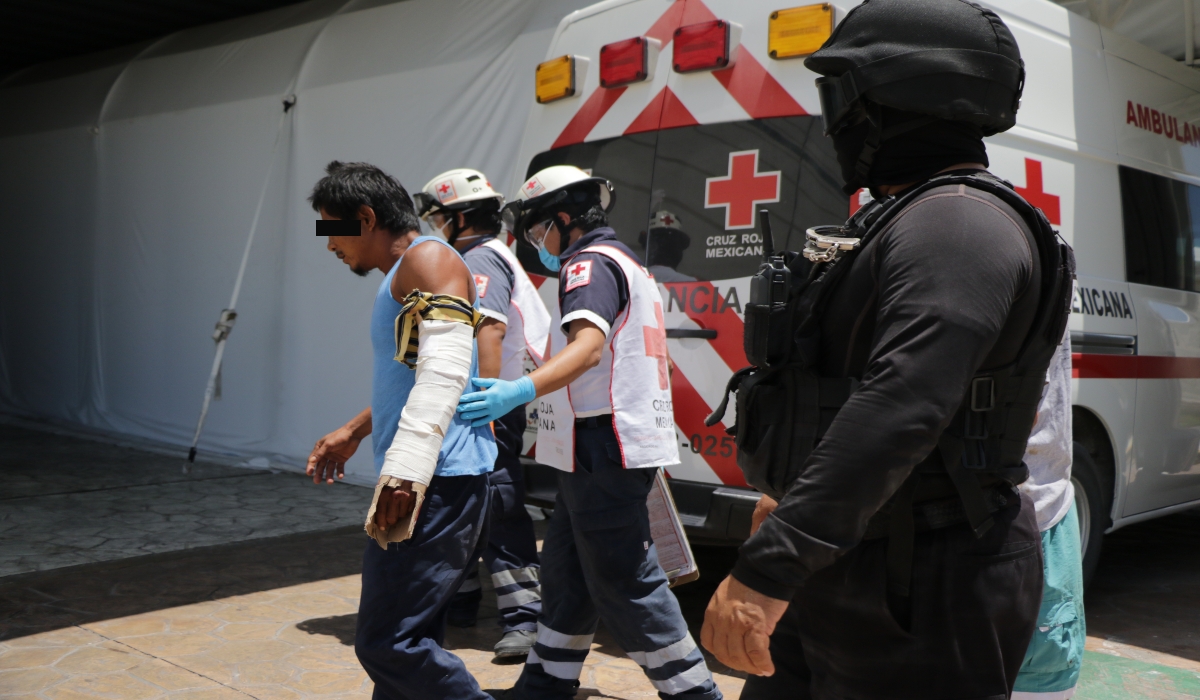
[412,168,504,244]
[648,210,683,232]
[507,165,615,249]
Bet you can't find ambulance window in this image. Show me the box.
[1120,166,1196,291]
[645,116,845,282]
[518,132,658,275]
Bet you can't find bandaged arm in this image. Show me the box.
[381,318,475,485]
[365,317,475,547]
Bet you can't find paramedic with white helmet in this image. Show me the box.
[414,168,551,659]
[457,165,722,700]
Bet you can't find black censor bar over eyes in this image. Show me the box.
[316,219,361,236]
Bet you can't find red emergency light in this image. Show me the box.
[600,37,651,88]
[673,19,731,73]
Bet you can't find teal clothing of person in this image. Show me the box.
[370,235,496,477]
[1012,501,1086,699]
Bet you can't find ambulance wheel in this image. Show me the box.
[1071,441,1109,587]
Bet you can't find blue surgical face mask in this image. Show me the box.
[539,244,561,272]
[535,219,562,272]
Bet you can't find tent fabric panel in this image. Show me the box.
[0,0,591,480]
[88,98,289,446]
[101,22,328,122]
[135,0,345,62]
[0,129,99,423]
[0,62,129,137]
[295,0,568,92]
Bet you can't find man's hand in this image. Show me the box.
[308,409,371,485]
[374,480,416,529]
[307,427,361,484]
[701,575,789,676]
[750,495,778,536]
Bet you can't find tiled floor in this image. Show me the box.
[0,426,366,578]
[0,425,746,699]
[0,519,747,699]
[3,424,1200,699]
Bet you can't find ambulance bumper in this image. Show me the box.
[522,460,760,544]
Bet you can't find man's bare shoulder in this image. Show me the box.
[392,239,472,301]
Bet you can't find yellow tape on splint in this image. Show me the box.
[393,290,482,368]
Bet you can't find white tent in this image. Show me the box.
[0,0,590,484]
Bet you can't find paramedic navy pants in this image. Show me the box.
[514,421,722,700]
[740,491,1043,700]
[449,405,543,632]
[355,473,492,700]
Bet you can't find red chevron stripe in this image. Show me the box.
[662,281,747,371]
[625,87,699,134]
[670,368,747,486]
[647,0,690,44]
[551,86,628,149]
[625,87,668,135]
[713,50,806,120]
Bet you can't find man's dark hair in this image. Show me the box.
[545,183,607,233]
[308,161,420,235]
[459,199,503,236]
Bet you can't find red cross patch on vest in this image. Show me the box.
[564,260,593,292]
[474,274,489,298]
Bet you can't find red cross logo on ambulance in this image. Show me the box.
[435,179,457,203]
[705,150,781,230]
[980,147,1068,230]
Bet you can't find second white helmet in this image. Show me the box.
[507,165,615,247]
[414,168,504,220]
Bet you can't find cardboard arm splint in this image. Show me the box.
[365,477,428,548]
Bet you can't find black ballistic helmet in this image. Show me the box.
[805,0,1024,185]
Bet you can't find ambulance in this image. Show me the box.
[512,0,1200,581]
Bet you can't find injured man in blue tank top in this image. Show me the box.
[305,161,499,700]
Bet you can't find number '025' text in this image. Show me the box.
[690,434,733,458]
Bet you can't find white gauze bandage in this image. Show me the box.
[380,318,474,486]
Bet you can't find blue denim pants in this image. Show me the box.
[355,473,491,700]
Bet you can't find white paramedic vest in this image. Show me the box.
[481,238,551,380]
[535,244,681,472]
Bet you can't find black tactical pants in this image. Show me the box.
[742,491,1042,700]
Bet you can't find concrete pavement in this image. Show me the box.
[3,424,1200,698]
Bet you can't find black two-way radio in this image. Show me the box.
[744,209,794,367]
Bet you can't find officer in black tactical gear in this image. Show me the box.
[700,1,1075,698]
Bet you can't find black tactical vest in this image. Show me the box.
[708,171,1074,592]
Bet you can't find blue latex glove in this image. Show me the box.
[457,376,536,427]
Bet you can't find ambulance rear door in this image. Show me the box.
[647,117,844,487]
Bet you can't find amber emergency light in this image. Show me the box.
[536,55,578,103]
[768,4,834,59]
[673,19,732,73]
[600,36,657,88]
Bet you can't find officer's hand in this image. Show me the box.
[701,575,788,676]
[374,480,416,529]
[307,426,361,484]
[456,376,536,427]
[750,495,778,536]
